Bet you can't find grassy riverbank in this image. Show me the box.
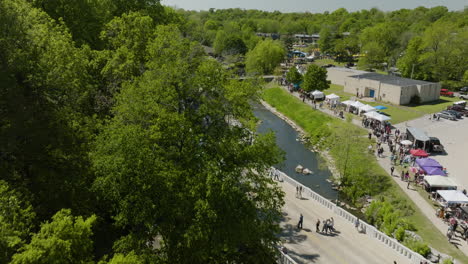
[263,86,468,262]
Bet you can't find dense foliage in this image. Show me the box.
[1,0,466,262]
[0,0,284,262]
[302,64,329,92]
[178,6,467,88]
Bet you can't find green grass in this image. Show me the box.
[322,84,466,124]
[313,59,346,67]
[262,86,468,262]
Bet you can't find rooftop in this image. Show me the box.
[349,72,434,86]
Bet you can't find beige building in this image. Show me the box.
[327,68,441,105]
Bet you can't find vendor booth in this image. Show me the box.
[406,127,430,150]
[424,176,457,192]
[359,104,376,114]
[311,90,325,100]
[325,93,340,103]
[364,111,391,122]
[416,158,446,176]
[410,149,429,157]
[436,190,468,207]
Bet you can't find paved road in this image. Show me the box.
[279,180,412,264]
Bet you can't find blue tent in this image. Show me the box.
[374,105,388,110]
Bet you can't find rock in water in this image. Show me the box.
[295,165,304,173]
[303,168,312,174]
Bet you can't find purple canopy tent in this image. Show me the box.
[415,158,442,168]
[424,167,447,176]
[416,158,446,176]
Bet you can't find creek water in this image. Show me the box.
[253,104,338,200]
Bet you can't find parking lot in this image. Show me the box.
[396,114,468,191]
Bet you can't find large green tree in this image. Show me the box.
[285,66,303,85]
[245,39,285,75]
[0,0,96,220]
[0,181,36,263]
[92,25,284,263]
[302,64,330,92]
[11,209,96,264]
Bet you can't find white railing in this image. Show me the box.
[278,250,298,264]
[276,169,429,264]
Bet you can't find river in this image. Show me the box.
[254,104,338,200]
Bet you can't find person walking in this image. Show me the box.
[299,186,303,199]
[296,186,299,198]
[355,218,360,232]
[316,219,320,232]
[322,220,327,233]
[297,214,303,230]
[390,166,395,176]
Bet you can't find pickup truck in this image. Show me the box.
[440,89,454,97]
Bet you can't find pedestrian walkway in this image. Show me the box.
[278,178,413,264]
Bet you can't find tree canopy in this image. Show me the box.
[285,66,303,85]
[302,64,329,92]
[245,39,286,75]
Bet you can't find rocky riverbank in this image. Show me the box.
[260,100,342,183]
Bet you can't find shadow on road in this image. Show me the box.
[288,250,320,263]
[279,223,308,244]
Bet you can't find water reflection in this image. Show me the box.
[254,104,338,200]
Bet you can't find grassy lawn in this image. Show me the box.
[262,86,468,262]
[322,84,466,124]
[313,59,346,67]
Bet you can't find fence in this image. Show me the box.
[278,250,297,264]
[276,169,429,264]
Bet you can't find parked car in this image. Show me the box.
[460,86,468,94]
[445,109,463,119]
[437,111,457,120]
[428,137,444,153]
[440,89,454,97]
[460,94,468,100]
[447,105,468,117]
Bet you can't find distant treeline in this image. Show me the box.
[178,7,468,88]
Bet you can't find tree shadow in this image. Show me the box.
[279,223,308,244]
[287,250,321,263]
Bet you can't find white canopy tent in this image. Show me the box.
[325,93,340,103]
[436,190,468,206]
[364,111,391,122]
[351,101,365,109]
[424,176,457,189]
[311,90,325,99]
[359,104,376,114]
[341,100,354,106]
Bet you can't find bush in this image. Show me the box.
[404,238,431,257]
[409,95,421,105]
[395,226,406,241]
[442,258,454,264]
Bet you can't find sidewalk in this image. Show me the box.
[278,86,468,257]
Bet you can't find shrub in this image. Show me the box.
[409,95,421,105]
[395,226,406,241]
[442,258,454,264]
[404,238,431,257]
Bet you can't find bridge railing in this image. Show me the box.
[276,169,429,264]
[278,250,298,264]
